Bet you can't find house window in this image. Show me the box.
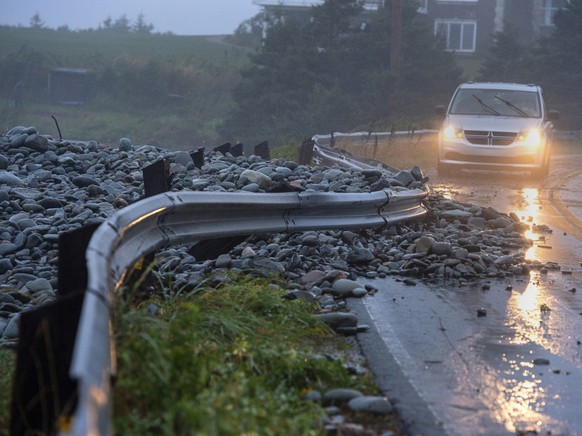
[417,0,428,13]
[435,20,477,52]
[542,0,568,26]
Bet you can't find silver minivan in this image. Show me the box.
[436,82,559,178]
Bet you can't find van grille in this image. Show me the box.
[464,130,517,146]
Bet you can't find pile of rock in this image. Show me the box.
[0,125,551,347]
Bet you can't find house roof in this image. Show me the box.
[253,0,381,11]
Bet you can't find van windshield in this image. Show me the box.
[449,89,541,118]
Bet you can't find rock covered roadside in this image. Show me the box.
[0,125,557,345]
[0,125,560,434]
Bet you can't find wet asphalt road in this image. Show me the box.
[351,154,582,435]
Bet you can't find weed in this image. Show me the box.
[112,274,379,435]
[0,348,15,435]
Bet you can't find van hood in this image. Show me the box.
[446,115,542,132]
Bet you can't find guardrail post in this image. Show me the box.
[190,146,205,169]
[299,138,315,165]
[187,236,249,261]
[10,292,85,436]
[10,223,99,435]
[254,141,270,160]
[213,142,231,154]
[58,223,101,296]
[129,159,172,283]
[231,143,243,157]
[143,159,170,198]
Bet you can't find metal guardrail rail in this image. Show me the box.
[308,130,582,171]
[310,142,398,172]
[63,187,427,435]
[312,130,438,147]
[309,130,437,172]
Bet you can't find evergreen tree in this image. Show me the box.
[220,0,462,145]
[478,26,526,82]
[525,0,582,128]
[229,14,266,48]
[112,15,131,33]
[133,14,154,34]
[29,13,45,29]
[101,17,113,30]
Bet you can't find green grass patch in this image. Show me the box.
[0,348,15,433]
[0,27,250,65]
[112,274,384,435]
[0,27,253,148]
[455,55,484,81]
[0,97,230,148]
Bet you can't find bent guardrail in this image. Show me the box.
[307,130,437,172]
[66,188,427,435]
[10,143,428,436]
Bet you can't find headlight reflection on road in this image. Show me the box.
[494,356,546,434]
[492,277,550,433]
[514,187,542,261]
[510,276,550,346]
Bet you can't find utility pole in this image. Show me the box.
[390,0,402,77]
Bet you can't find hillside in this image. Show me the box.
[0,27,253,149]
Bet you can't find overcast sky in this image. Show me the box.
[0,0,263,35]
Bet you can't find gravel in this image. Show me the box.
[1,125,556,343]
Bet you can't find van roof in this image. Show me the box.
[459,82,540,92]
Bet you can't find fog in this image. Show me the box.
[0,0,262,35]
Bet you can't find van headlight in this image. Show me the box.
[517,128,542,147]
[443,125,463,139]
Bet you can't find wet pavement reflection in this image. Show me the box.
[360,156,582,435]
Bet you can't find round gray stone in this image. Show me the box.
[25,278,53,293]
[348,396,393,414]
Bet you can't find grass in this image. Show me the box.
[111,273,397,435]
[0,273,400,435]
[0,97,228,149]
[0,27,250,65]
[0,348,15,434]
[0,27,253,148]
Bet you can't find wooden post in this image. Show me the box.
[391,0,402,77]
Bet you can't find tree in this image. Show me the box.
[228,13,266,48]
[102,17,113,30]
[478,26,526,82]
[29,13,45,29]
[112,15,131,33]
[363,2,462,124]
[133,13,154,34]
[220,0,462,146]
[220,16,318,145]
[524,0,582,128]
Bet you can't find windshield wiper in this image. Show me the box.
[472,94,500,116]
[494,95,529,117]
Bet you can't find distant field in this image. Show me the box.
[0,27,253,147]
[0,27,249,64]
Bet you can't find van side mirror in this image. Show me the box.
[547,109,560,121]
[435,105,446,117]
